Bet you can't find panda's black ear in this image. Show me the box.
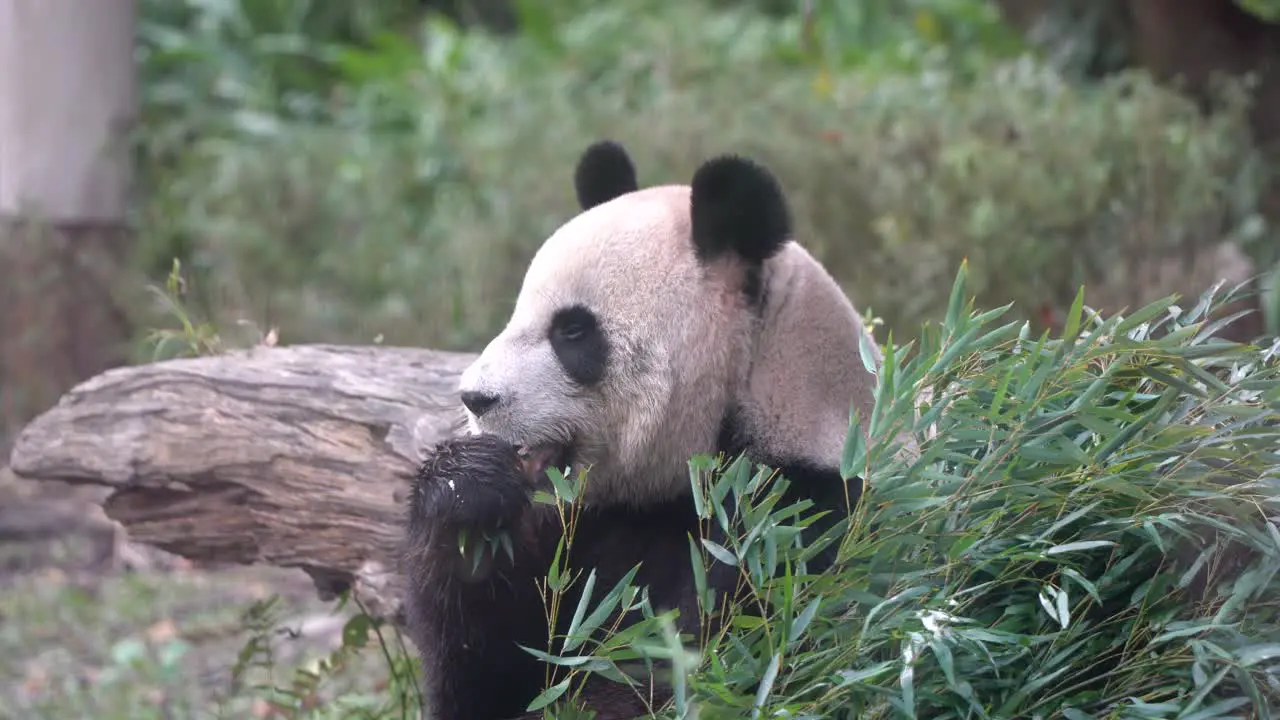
[574,140,639,211]
[689,154,791,265]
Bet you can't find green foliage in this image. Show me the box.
[132,0,1271,356]
[0,563,415,719]
[993,0,1135,80]
[514,0,1026,79]
[527,266,1280,718]
[142,259,226,360]
[787,0,1025,78]
[228,592,423,718]
[137,0,422,130]
[1239,0,1280,22]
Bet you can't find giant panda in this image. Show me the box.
[403,140,884,720]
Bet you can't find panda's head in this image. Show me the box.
[458,140,874,507]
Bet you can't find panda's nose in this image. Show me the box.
[460,390,501,417]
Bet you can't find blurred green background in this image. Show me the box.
[128,0,1280,360]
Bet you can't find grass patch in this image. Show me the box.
[0,561,415,720]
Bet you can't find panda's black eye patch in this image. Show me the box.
[558,320,588,341]
[549,305,608,386]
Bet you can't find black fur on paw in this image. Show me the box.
[407,434,531,536]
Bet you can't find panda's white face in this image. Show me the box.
[457,186,753,507]
[452,141,883,507]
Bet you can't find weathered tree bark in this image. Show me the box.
[0,0,139,455]
[7,344,477,620]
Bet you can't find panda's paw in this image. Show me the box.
[408,434,532,535]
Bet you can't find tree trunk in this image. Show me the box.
[995,0,1280,339]
[995,1,1280,144]
[7,344,476,620]
[1126,0,1280,153]
[0,0,138,455]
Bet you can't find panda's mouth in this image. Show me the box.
[515,443,574,483]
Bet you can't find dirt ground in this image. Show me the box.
[0,466,410,720]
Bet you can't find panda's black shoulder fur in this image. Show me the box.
[716,405,859,575]
[690,154,792,265]
[574,140,639,211]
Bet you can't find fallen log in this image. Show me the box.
[6,343,477,620]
